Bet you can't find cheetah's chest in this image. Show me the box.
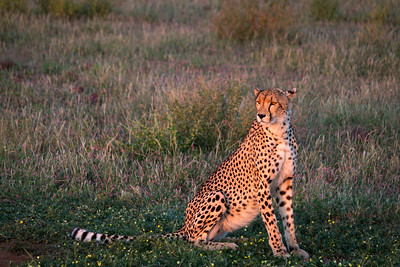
[272,141,296,184]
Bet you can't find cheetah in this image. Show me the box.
[70,88,309,258]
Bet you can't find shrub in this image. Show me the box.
[122,80,254,156]
[0,0,28,13]
[368,2,400,25]
[123,111,179,156]
[309,0,339,21]
[35,0,111,18]
[168,80,253,151]
[212,0,293,42]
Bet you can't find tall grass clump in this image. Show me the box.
[168,79,253,151]
[367,1,400,25]
[129,0,210,24]
[0,0,28,13]
[122,79,254,156]
[309,0,340,21]
[35,0,112,18]
[213,0,293,42]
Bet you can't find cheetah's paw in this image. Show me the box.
[273,250,290,258]
[291,248,310,259]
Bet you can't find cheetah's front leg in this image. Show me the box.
[274,177,310,259]
[257,182,290,258]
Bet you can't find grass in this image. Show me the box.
[0,0,113,18]
[1,0,399,265]
[213,0,293,42]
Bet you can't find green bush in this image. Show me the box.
[0,0,28,13]
[122,80,254,156]
[123,111,180,156]
[168,81,253,151]
[212,0,293,42]
[368,2,400,25]
[309,0,339,21]
[35,0,111,18]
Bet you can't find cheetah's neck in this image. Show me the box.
[260,116,291,140]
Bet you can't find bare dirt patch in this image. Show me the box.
[0,242,55,267]
[0,244,30,267]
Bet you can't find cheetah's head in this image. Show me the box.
[254,88,296,128]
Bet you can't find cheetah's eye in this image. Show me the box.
[271,102,278,105]
[256,101,261,105]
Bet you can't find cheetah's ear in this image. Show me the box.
[254,88,261,97]
[285,88,297,100]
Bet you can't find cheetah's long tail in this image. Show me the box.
[69,227,135,244]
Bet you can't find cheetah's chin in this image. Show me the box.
[259,118,277,126]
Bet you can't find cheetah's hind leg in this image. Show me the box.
[187,191,238,250]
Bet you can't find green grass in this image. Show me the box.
[1,0,399,266]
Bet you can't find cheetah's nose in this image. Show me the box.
[258,114,266,119]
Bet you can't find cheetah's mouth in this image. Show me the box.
[258,116,277,125]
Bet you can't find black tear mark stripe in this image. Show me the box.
[282,177,293,183]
